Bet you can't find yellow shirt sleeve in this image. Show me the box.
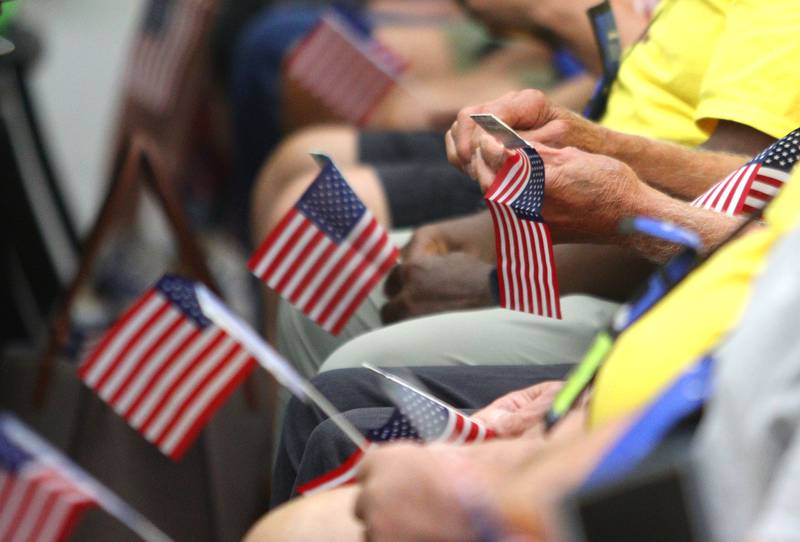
[696,0,800,139]
[589,167,800,428]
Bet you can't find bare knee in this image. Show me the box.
[262,124,359,188]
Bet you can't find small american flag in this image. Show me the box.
[249,156,399,335]
[298,378,490,496]
[485,147,561,318]
[692,128,799,216]
[125,0,214,114]
[285,7,407,125]
[78,275,256,461]
[0,431,94,542]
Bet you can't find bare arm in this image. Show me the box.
[463,0,650,74]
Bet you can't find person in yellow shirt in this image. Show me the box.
[270,0,800,377]
[245,162,800,542]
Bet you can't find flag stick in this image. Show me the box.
[195,286,368,451]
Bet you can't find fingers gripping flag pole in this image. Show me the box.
[0,414,171,542]
[692,128,799,216]
[248,153,399,335]
[297,365,493,496]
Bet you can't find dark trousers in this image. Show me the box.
[271,364,573,507]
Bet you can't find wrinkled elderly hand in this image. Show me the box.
[471,381,564,438]
[445,89,604,178]
[354,444,478,542]
[450,130,653,243]
[381,252,494,324]
[354,441,548,542]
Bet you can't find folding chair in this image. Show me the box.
[34,0,225,404]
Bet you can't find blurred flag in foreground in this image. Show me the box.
[78,275,256,460]
[485,146,561,318]
[0,414,170,542]
[249,154,399,335]
[298,367,491,496]
[285,7,407,125]
[692,128,799,216]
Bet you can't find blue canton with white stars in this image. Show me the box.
[366,410,421,442]
[510,147,546,222]
[393,387,451,442]
[155,275,211,328]
[752,128,800,171]
[0,429,33,473]
[297,162,367,242]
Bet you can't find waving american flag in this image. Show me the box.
[485,147,561,319]
[79,275,256,460]
[125,0,214,114]
[0,415,170,542]
[0,431,94,542]
[692,128,799,216]
[249,155,399,335]
[285,7,407,125]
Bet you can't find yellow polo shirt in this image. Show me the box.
[590,167,800,427]
[601,0,800,145]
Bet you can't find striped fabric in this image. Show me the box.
[125,0,214,114]
[249,156,398,335]
[285,8,407,125]
[79,275,255,460]
[692,128,799,216]
[485,147,561,318]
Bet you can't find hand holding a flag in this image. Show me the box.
[446,89,598,172]
[381,252,495,324]
[470,380,565,438]
[460,130,671,244]
[354,441,531,542]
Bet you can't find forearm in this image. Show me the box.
[498,416,630,538]
[596,127,749,199]
[424,210,497,263]
[614,184,742,262]
[526,0,649,75]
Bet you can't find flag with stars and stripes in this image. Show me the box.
[249,155,399,335]
[692,128,799,216]
[78,275,256,461]
[125,0,214,114]
[485,147,561,318]
[297,372,491,496]
[0,429,95,542]
[285,7,407,125]
[0,414,170,542]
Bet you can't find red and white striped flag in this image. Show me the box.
[692,128,799,216]
[249,155,399,335]
[485,147,561,319]
[285,7,407,125]
[0,442,94,542]
[125,0,214,114]
[78,275,256,461]
[0,415,170,542]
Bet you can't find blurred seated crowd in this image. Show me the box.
[183,0,800,539]
[212,0,800,542]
